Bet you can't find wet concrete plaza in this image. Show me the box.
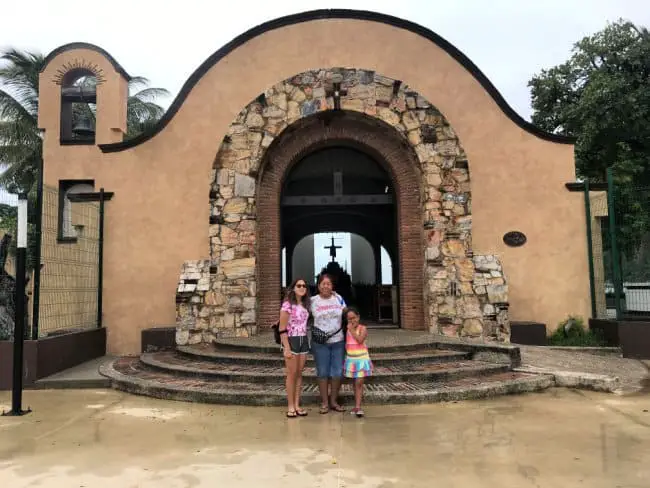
[1,388,649,487]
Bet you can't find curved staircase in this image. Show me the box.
[100,331,554,405]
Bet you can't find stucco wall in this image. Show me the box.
[38,17,588,354]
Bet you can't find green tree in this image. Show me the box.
[529,20,650,280]
[0,47,170,195]
[529,19,650,184]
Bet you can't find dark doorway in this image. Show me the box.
[280,146,399,325]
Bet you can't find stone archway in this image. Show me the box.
[175,68,510,345]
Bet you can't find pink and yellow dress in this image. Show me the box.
[343,327,373,378]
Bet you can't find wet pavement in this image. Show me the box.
[1,388,649,487]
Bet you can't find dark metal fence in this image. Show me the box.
[32,185,101,337]
[0,178,106,341]
[584,169,650,320]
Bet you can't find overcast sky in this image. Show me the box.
[3,0,649,120]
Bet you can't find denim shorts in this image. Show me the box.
[311,339,345,379]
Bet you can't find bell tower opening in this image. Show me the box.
[281,146,399,325]
[60,70,97,144]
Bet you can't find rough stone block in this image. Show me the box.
[223,198,248,214]
[175,329,189,346]
[222,257,256,279]
[461,318,484,337]
[487,284,508,303]
[241,310,256,324]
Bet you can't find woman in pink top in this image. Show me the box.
[277,278,311,418]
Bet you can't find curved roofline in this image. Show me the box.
[100,8,574,153]
[42,42,132,81]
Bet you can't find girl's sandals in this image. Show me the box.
[296,408,308,417]
[319,405,329,414]
[329,404,346,413]
[350,408,365,418]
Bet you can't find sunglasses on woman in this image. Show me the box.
[295,283,307,289]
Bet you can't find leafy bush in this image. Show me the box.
[548,315,608,347]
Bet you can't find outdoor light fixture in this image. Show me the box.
[17,194,27,249]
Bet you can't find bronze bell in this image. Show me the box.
[72,115,95,138]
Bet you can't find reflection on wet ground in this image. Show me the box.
[1,388,649,487]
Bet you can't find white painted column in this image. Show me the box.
[350,234,375,284]
[292,235,315,284]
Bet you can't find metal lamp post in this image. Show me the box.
[3,193,32,416]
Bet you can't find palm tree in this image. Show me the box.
[0,49,42,195]
[0,47,169,194]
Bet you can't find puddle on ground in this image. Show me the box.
[603,398,631,406]
[107,407,186,420]
[1,448,399,488]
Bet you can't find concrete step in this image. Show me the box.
[212,336,447,354]
[177,345,471,367]
[100,356,553,406]
[140,351,510,384]
[31,356,113,390]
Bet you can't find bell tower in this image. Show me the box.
[38,43,129,147]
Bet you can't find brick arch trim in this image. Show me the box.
[257,111,424,330]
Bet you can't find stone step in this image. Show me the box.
[213,335,444,354]
[140,351,510,384]
[100,356,553,406]
[177,345,471,367]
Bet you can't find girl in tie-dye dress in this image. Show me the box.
[343,307,373,417]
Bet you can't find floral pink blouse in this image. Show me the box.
[281,301,309,337]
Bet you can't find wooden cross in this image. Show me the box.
[325,82,348,110]
[325,236,342,261]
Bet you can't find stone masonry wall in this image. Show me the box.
[175,68,510,345]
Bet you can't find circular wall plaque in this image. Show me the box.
[503,231,527,247]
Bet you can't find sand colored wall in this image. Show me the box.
[38,18,589,354]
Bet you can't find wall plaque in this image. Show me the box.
[503,231,527,247]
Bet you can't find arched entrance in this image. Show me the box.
[280,145,400,325]
[175,67,506,345]
[258,110,424,330]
